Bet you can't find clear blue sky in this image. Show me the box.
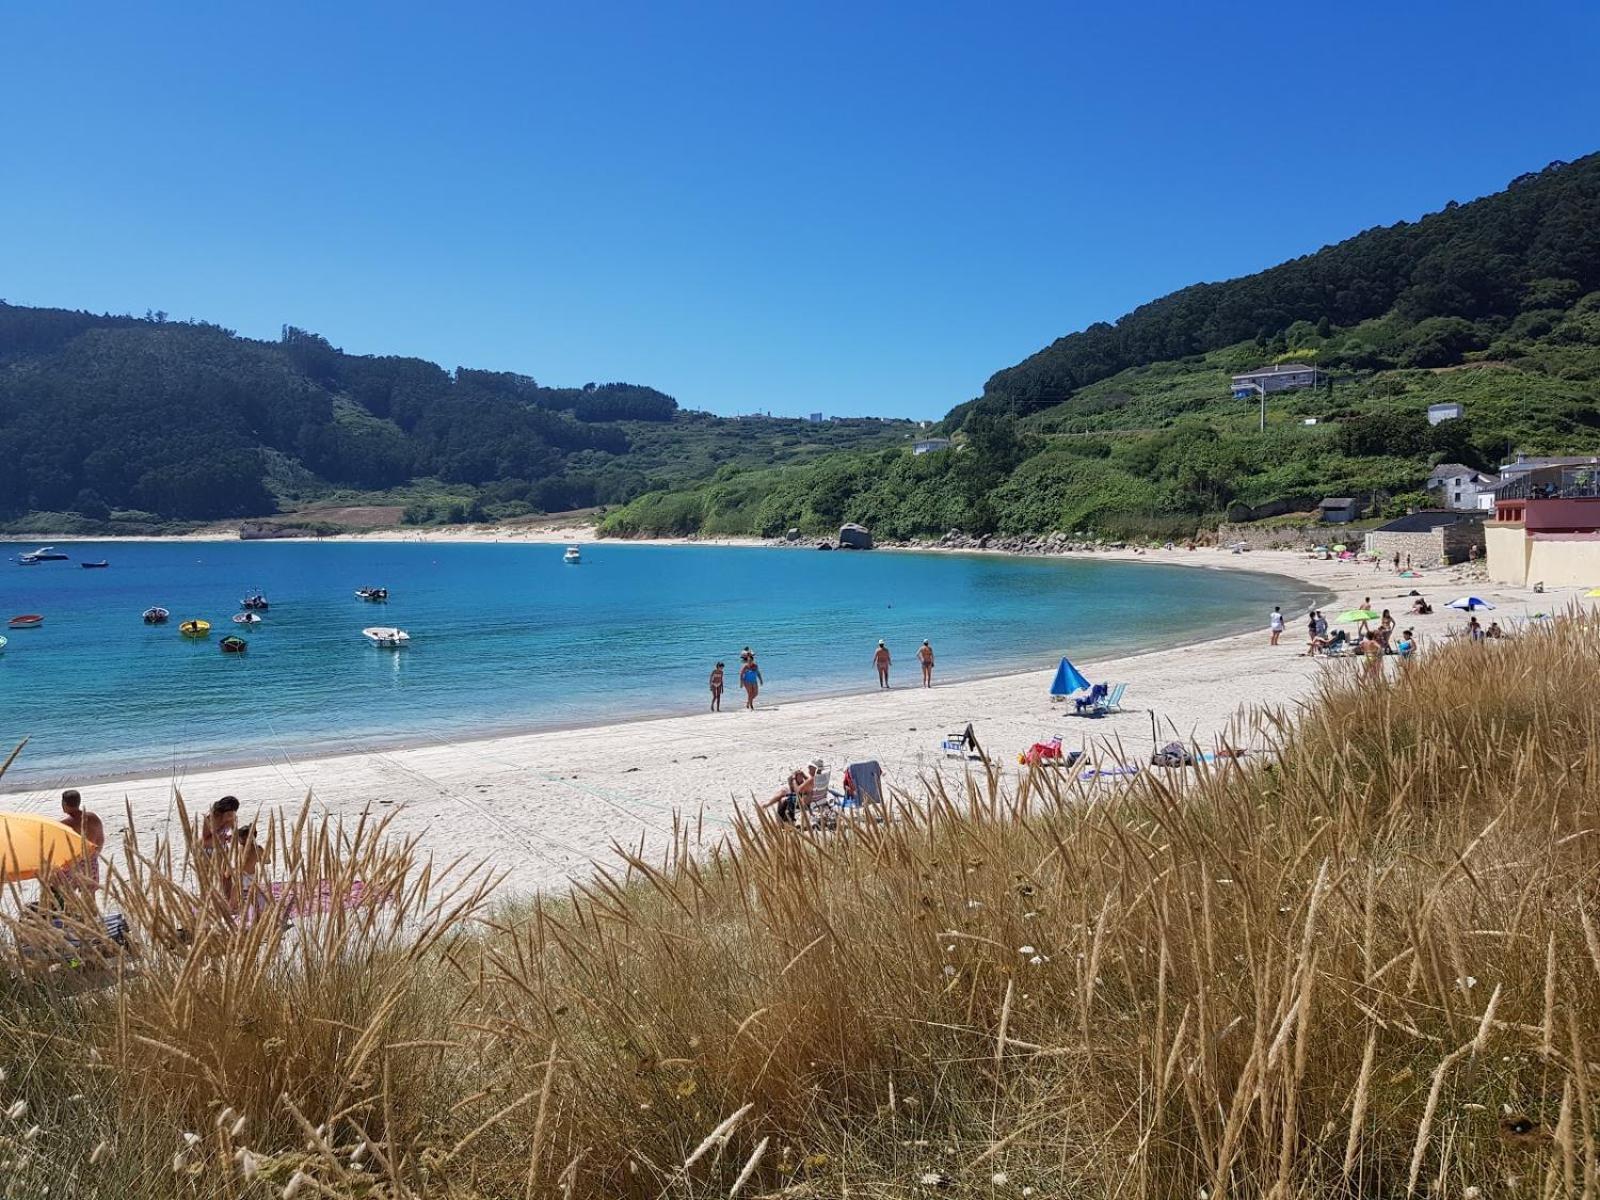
[3,2,1597,419]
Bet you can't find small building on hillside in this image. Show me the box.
[913,437,953,456]
[1364,511,1485,567]
[1497,453,1600,488]
[1426,463,1500,512]
[1231,363,1326,397]
[807,412,825,423]
[1317,497,1361,523]
[1427,402,1464,425]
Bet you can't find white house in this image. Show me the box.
[1425,463,1499,512]
[1427,402,1464,425]
[1231,363,1326,397]
[913,437,953,456]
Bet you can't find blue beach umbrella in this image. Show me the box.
[1447,596,1495,611]
[1050,655,1091,697]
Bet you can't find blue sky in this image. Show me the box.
[3,2,1597,419]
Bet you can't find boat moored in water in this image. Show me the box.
[7,615,43,629]
[17,546,69,564]
[362,626,410,648]
[180,619,212,638]
[232,612,262,625]
[356,586,389,602]
[143,607,170,624]
[0,635,7,654]
[564,546,582,564]
[219,635,248,654]
[80,560,110,569]
[240,593,270,611]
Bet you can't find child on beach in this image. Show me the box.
[709,662,724,711]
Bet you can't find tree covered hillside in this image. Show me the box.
[603,153,1600,541]
[0,306,913,527]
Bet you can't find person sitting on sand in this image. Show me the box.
[1396,628,1417,661]
[1468,616,1485,641]
[203,795,240,853]
[873,640,892,689]
[232,823,266,919]
[762,769,808,824]
[1486,621,1504,639]
[709,662,724,712]
[917,640,934,688]
[1409,596,1431,615]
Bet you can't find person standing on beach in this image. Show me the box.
[709,662,725,712]
[917,640,934,688]
[1269,606,1284,646]
[739,653,762,709]
[873,640,892,689]
[58,789,104,912]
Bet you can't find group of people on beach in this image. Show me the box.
[710,639,937,710]
[199,795,267,918]
[1284,601,1418,668]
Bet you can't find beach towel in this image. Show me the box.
[268,879,382,917]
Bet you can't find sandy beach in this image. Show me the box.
[0,547,1575,896]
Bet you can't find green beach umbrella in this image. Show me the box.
[1338,608,1379,623]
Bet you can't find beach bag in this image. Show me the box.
[1151,742,1193,768]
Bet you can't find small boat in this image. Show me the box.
[16,546,69,564]
[564,546,582,564]
[231,612,262,626]
[362,626,410,648]
[240,593,270,611]
[355,586,389,602]
[143,607,170,624]
[7,615,43,629]
[80,560,110,569]
[219,635,248,654]
[180,619,212,639]
[0,636,8,654]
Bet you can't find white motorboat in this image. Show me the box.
[17,546,69,564]
[232,612,263,625]
[563,545,581,564]
[362,626,410,648]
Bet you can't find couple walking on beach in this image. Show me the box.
[710,648,763,711]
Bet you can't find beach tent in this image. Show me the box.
[0,814,85,883]
[1049,656,1091,698]
[1447,597,1495,611]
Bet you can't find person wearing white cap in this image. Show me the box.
[873,640,892,689]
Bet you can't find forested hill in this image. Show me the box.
[601,152,1600,541]
[0,306,912,528]
[958,153,1600,425]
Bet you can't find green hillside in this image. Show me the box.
[0,307,914,532]
[603,153,1600,540]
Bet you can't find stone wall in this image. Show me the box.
[1214,522,1328,551]
[1367,522,1486,568]
[1440,520,1487,563]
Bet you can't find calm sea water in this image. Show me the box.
[0,541,1319,786]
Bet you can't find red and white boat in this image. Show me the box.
[7,615,44,629]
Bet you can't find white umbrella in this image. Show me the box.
[1447,596,1495,611]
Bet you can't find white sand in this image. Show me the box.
[1,548,1575,896]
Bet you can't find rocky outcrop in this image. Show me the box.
[837,523,874,550]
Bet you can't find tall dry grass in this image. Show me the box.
[1,612,1599,1197]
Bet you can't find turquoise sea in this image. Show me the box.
[0,541,1320,787]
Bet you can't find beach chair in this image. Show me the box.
[1073,683,1108,715]
[837,760,885,810]
[942,723,984,761]
[1098,683,1127,713]
[17,908,130,969]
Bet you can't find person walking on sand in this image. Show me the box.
[873,640,892,689]
[709,661,725,712]
[739,653,762,709]
[917,640,934,688]
[1269,606,1284,646]
[58,789,104,912]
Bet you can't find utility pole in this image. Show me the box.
[1259,384,1266,433]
